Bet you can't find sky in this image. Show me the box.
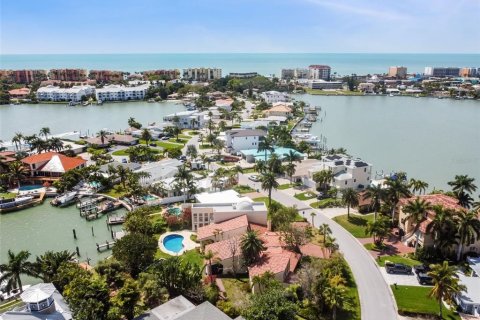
[1,0,479,54]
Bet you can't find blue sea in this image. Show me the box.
[1,53,479,76]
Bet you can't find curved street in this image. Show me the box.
[238,174,398,320]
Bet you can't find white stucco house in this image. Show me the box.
[260,91,289,103]
[225,129,267,153]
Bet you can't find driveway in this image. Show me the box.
[380,268,427,286]
[238,173,398,320]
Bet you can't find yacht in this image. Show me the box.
[0,195,35,213]
[51,191,77,207]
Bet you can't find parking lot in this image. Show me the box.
[379,267,431,287]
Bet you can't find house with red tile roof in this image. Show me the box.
[398,194,465,248]
[8,88,30,99]
[263,103,293,118]
[21,152,86,180]
[197,215,249,243]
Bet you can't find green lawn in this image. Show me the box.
[155,141,183,150]
[100,185,128,199]
[392,285,460,319]
[0,192,16,199]
[199,144,213,149]
[168,138,189,144]
[377,254,421,267]
[154,248,203,268]
[332,214,375,238]
[222,277,250,302]
[112,148,161,156]
[277,183,294,190]
[233,185,256,194]
[310,198,343,209]
[253,197,282,208]
[294,191,317,200]
[242,167,256,174]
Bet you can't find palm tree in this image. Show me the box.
[320,223,331,243]
[257,136,274,161]
[39,127,51,140]
[254,159,267,174]
[409,178,429,195]
[251,271,277,294]
[324,275,349,320]
[341,188,358,219]
[402,197,431,251]
[310,211,317,226]
[260,171,279,207]
[312,169,334,192]
[365,217,390,246]
[455,190,474,209]
[283,149,302,164]
[174,166,195,203]
[240,230,265,265]
[455,210,480,261]
[363,184,385,220]
[385,178,411,223]
[34,250,75,282]
[12,132,23,151]
[98,130,108,146]
[0,250,36,293]
[8,161,27,187]
[141,129,152,146]
[203,250,215,283]
[428,261,465,319]
[116,166,131,189]
[448,175,477,195]
[426,205,455,249]
[284,162,296,185]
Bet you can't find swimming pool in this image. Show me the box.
[143,194,159,202]
[18,185,43,191]
[163,234,184,253]
[167,207,182,216]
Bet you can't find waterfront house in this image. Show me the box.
[21,152,86,180]
[95,84,149,101]
[225,129,267,153]
[398,194,464,248]
[85,134,138,147]
[0,283,72,320]
[240,116,287,130]
[307,155,372,190]
[36,85,94,102]
[263,103,293,118]
[260,91,289,103]
[134,295,240,320]
[134,158,183,186]
[163,110,205,129]
[214,98,234,112]
[455,274,480,316]
[8,88,30,99]
[308,80,343,90]
[358,83,376,93]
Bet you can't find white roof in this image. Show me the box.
[21,283,56,303]
[195,190,244,204]
[96,84,149,93]
[458,274,480,305]
[467,257,480,276]
[151,295,195,320]
[39,155,66,173]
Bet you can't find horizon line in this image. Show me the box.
[1,52,479,56]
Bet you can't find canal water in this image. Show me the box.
[0,202,126,266]
[297,94,480,192]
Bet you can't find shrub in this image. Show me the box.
[204,284,220,304]
[217,300,240,318]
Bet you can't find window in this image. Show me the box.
[345,181,347,185]
[354,179,356,182]
[364,168,366,172]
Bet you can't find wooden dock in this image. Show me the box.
[96,240,116,252]
[107,215,125,225]
[0,192,45,214]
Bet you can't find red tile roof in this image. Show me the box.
[197,215,249,241]
[248,250,300,278]
[399,194,462,211]
[204,237,242,261]
[8,88,30,96]
[0,151,16,163]
[22,152,86,171]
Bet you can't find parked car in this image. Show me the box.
[249,175,261,182]
[417,272,433,285]
[414,264,430,275]
[161,136,169,140]
[385,262,413,274]
[149,143,156,147]
[121,159,128,163]
[317,192,328,200]
[197,137,202,142]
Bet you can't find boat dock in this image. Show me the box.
[0,192,46,214]
[96,240,116,252]
[107,215,126,225]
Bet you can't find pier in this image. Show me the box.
[107,215,126,225]
[96,240,116,252]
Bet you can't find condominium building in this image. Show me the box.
[295,68,310,79]
[88,70,125,82]
[309,80,343,90]
[142,69,180,80]
[0,69,48,84]
[424,67,460,77]
[48,69,88,81]
[308,154,372,190]
[228,72,258,79]
[95,84,149,101]
[459,67,478,78]
[309,65,331,80]
[36,85,94,102]
[281,69,295,80]
[182,68,222,81]
[388,66,407,79]
[260,90,289,103]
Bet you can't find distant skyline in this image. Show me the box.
[1,0,479,54]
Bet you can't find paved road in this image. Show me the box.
[239,174,398,320]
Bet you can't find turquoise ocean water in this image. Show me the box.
[1,53,479,76]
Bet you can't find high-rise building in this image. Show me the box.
[89,70,125,82]
[281,69,295,80]
[48,69,87,81]
[295,68,309,79]
[459,67,478,78]
[182,68,222,81]
[142,69,180,80]
[308,65,331,80]
[424,67,460,77]
[0,69,48,84]
[388,66,407,79]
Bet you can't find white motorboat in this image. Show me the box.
[51,191,77,207]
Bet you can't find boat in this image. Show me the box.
[0,195,35,213]
[98,200,121,214]
[147,98,155,103]
[307,115,317,122]
[82,101,90,106]
[51,191,77,207]
[389,93,395,97]
[97,99,103,105]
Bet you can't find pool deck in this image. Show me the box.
[159,230,200,255]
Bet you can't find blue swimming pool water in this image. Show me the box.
[143,195,158,201]
[18,185,43,191]
[167,207,181,216]
[163,234,184,253]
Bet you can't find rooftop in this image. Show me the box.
[204,237,242,260]
[22,152,86,172]
[227,129,267,138]
[195,190,243,204]
[197,215,249,241]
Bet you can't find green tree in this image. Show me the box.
[455,210,480,261]
[365,217,390,246]
[63,275,110,320]
[112,233,157,277]
[137,272,169,308]
[409,178,429,195]
[448,174,477,195]
[324,275,351,320]
[98,130,109,146]
[425,205,455,250]
[128,117,142,129]
[402,197,431,251]
[428,261,465,319]
[363,184,385,220]
[260,171,279,207]
[341,188,358,219]
[0,250,36,293]
[7,161,27,187]
[242,288,297,320]
[34,250,75,282]
[241,230,266,265]
[39,127,50,139]
[284,162,296,185]
[141,128,153,146]
[257,136,274,161]
[312,169,334,192]
[385,177,411,223]
[112,278,141,320]
[186,144,198,159]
